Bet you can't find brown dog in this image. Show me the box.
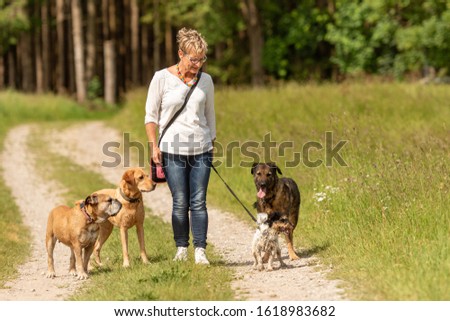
[252,162,301,260]
[93,168,155,267]
[46,193,122,280]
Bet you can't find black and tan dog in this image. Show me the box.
[251,162,301,260]
[46,193,122,280]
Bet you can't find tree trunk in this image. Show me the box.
[103,0,117,104]
[20,32,34,92]
[141,23,150,84]
[68,10,76,94]
[240,0,264,86]
[165,12,174,66]
[41,0,51,91]
[120,0,129,93]
[153,0,160,73]
[7,50,16,88]
[71,0,86,102]
[104,40,116,104]
[130,0,139,85]
[56,0,66,94]
[0,55,4,89]
[35,0,44,93]
[86,0,97,84]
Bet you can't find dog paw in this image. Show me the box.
[94,260,104,267]
[257,264,264,271]
[266,266,274,271]
[69,269,77,276]
[76,273,89,280]
[46,272,56,278]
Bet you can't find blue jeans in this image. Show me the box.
[162,151,212,249]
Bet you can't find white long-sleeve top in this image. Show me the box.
[144,68,216,156]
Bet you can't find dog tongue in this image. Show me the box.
[257,188,266,199]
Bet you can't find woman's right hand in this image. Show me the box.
[152,145,162,164]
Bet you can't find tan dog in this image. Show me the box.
[46,193,122,280]
[93,168,155,267]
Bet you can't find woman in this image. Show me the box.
[144,28,215,265]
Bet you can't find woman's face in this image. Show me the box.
[179,49,207,74]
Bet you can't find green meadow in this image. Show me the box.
[0,83,449,300]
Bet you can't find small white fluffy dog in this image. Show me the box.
[252,213,287,271]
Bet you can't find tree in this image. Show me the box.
[153,0,161,73]
[325,1,373,76]
[2,0,450,97]
[41,0,51,91]
[0,0,29,90]
[240,0,264,86]
[0,0,29,54]
[34,0,43,93]
[103,0,117,104]
[56,0,67,94]
[130,0,140,85]
[86,0,97,85]
[71,0,86,102]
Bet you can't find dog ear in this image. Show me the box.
[122,169,135,185]
[268,162,282,175]
[276,166,282,175]
[251,163,258,175]
[85,193,98,205]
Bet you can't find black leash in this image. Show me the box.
[211,164,257,222]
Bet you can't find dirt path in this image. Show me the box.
[0,125,87,300]
[0,122,345,300]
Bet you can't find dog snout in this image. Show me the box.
[140,176,156,192]
[256,181,267,190]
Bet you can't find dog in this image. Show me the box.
[252,213,287,271]
[46,193,122,280]
[252,162,301,260]
[93,168,155,267]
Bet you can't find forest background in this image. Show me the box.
[1,0,449,104]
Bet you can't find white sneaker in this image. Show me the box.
[194,247,210,265]
[173,247,188,261]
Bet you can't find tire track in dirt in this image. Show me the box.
[0,125,86,300]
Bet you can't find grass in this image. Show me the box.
[0,83,449,300]
[28,124,234,300]
[115,82,450,300]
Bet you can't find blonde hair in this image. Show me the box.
[176,27,208,55]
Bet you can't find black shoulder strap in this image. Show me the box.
[158,71,202,147]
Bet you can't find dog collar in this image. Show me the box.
[120,188,140,203]
[80,202,94,223]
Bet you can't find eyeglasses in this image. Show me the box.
[183,52,207,65]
